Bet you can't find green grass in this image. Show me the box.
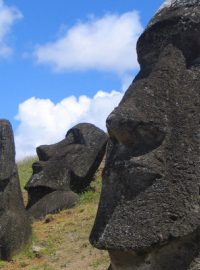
[90,259,102,268]
[0,261,6,269]
[17,156,38,190]
[79,178,102,205]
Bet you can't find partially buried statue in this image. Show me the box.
[0,120,31,260]
[25,123,107,220]
[90,1,200,269]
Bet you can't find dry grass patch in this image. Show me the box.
[1,158,109,270]
[0,198,109,270]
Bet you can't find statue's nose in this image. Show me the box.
[106,112,165,156]
[106,112,139,144]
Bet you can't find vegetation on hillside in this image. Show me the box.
[17,157,38,190]
[0,158,109,270]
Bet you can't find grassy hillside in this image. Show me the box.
[17,157,38,190]
[0,158,109,270]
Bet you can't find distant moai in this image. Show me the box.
[25,123,107,220]
[90,1,200,269]
[0,119,31,260]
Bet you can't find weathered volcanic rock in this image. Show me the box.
[0,120,31,260]
[25,123,107,220]
[90,1,200,269]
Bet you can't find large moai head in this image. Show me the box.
[0,120,31,260]
[90,1,200,269]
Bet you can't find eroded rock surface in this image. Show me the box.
[90,1,200,269]
[25,123,107,220]
[0,119,31,260]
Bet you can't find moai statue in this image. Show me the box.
[0,120,31,260]
[90,1,200,269]
[25,123,108,220]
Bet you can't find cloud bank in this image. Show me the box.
[15,90,123,160]
[0,0,22,57]
[34,11,143,74]
[15,10,142,160]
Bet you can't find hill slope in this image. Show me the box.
[0,158,109,270]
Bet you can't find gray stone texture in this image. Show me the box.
[25,123,107,220]
[0,119,31,260]
[90,1,200,269]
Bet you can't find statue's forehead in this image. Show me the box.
[150,0,200,25]
[158,0,200,10]
[148,0,200,29]
[136,0,200,78]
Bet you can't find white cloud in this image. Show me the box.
[0,0,22,57]
[34,11,143,74]
[15,10,140,160]
[15,90,123,160]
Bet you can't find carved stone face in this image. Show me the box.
[90,1,200,269]
[25,123,108,220]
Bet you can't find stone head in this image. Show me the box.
[0,119,31,260]
[90,1,200,269]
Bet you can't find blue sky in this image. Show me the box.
[0,0,164,159]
